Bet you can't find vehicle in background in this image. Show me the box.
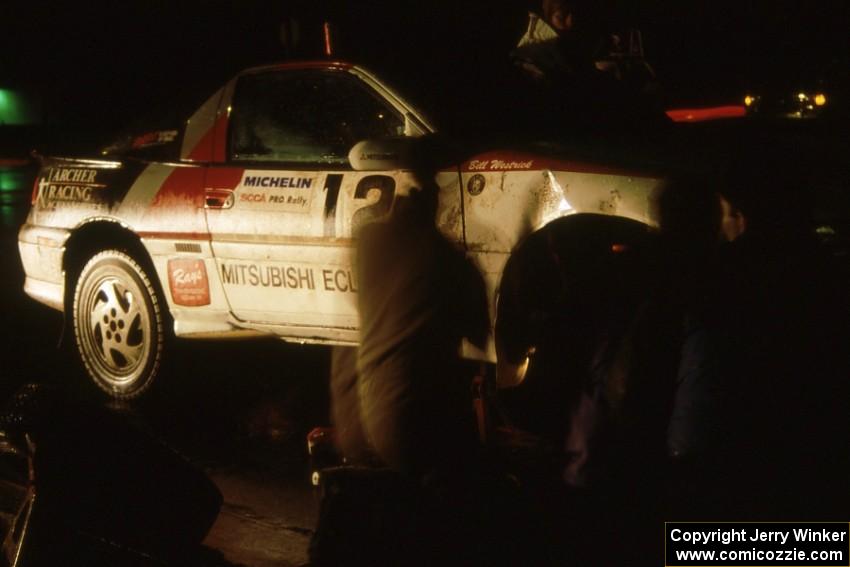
[742,85,830,119]
[741,58,846,120]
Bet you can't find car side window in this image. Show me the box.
[229,70,405,165]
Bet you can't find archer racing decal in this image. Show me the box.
[35,167,107,209]
[235,170,317,212]
[168,258,211,306]
[220,263,357,293]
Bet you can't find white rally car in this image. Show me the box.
[18,61,664,398]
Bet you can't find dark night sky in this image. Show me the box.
[1,0,848,134]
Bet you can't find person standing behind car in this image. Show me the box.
[511,0,600,83]
[561,177,723,565]
[354,139,490,480]
[704,149,850,520]
[351,141,525,566]
[317,144,536,566]
[510,0,668,136]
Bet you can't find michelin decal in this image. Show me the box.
[235,170,316,212]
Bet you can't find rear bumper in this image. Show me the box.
[18,223,70,311]
[22,277,64,311]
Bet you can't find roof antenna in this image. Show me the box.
[323,21,334,57]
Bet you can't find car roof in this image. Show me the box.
[238,60,355,76]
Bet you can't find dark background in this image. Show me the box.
[1,0,848,144]
[1,4,848,563]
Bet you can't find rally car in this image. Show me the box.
[18,61,664,399]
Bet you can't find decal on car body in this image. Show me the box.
[467,174,486,196]
[235,171,317,212]
[168,258,211,306]
[219,262,358,294]
[35,167,107,208]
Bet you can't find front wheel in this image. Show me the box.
[72,250,165,399]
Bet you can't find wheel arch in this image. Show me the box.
[62,221,169,331]
[493,213,658,385]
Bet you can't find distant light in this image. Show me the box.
[814,93,827,106]
[797,92,808,101]
[744,95,755,107]
[0,88,40,125]
[0,168,28,192]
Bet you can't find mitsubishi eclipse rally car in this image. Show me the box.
[18,61,666,399]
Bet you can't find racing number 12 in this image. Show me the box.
[323,174,343,237]
[323,174,396,237]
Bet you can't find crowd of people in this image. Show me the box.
[309,2,849,565]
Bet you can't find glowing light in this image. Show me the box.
[0,89,28,124]
[744,95,755,107]
[0,89,42,124]
[323,22,333,56]
[665,106,747,122]
[797,92,808,101]
[814,93,826,106]
[0,168,28,192]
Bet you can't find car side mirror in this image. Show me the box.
[348,137,413,171]
[349,135,464,173]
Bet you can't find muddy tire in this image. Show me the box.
[72,250,164,399]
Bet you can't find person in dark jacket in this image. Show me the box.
[510,0,669,136]
[704,149,850,520]
[316,141,500,566]
[354,168,490,479]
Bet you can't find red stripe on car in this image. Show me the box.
[211,114,230,163]
[150,167,208,209]
[186,122,217,162]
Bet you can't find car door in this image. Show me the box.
[203,67,413,339]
